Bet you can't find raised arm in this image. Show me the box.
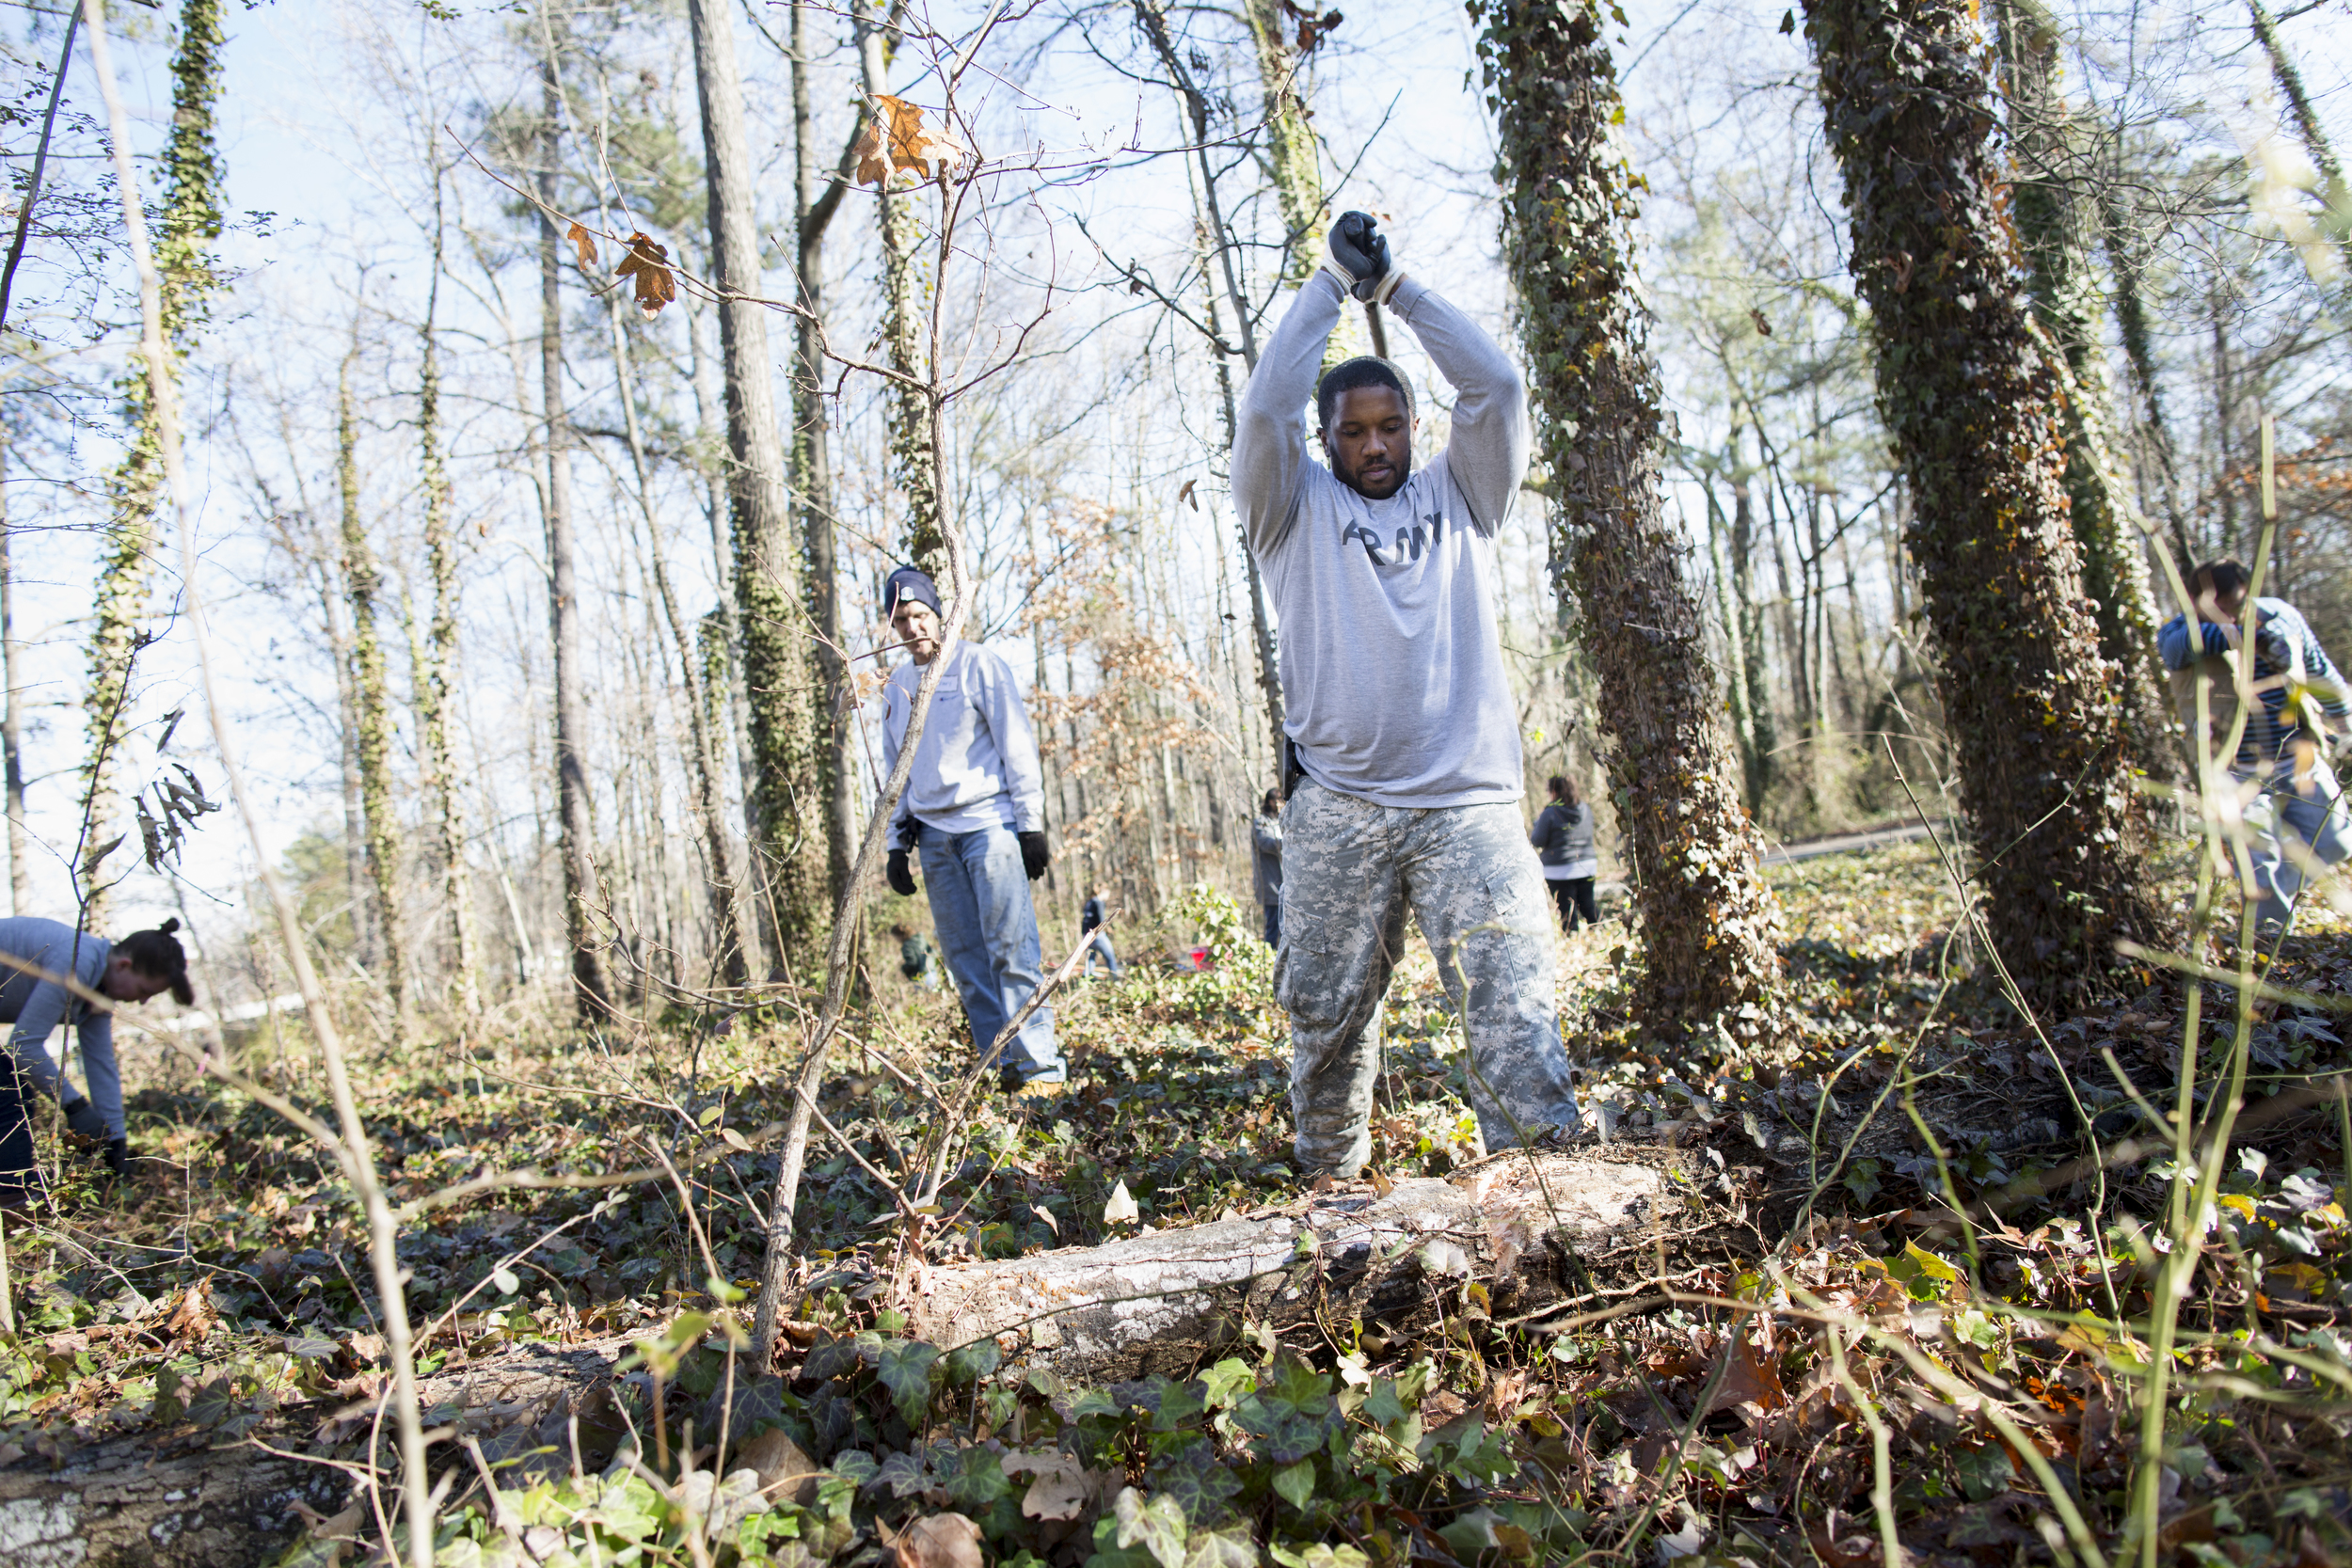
[1233,270,1346,557]
[1386,278,1530,533]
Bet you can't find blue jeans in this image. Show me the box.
[2247,773,2352,932]
[1082,931,1121,977]
[1263,900,1280,948]
[919,825,1063,1083]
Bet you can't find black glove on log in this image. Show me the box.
[886,849,917,897]
[1019,831,1050,881]
[1324,211,1391,301]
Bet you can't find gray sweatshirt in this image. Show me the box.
[882,639,1047,851]
[0,917,121,1138]
[1232,270,1531,807]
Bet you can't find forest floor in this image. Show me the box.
[5,838,2351,1568]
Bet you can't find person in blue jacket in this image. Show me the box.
[1,916,192,1208]
[2159,558,2352,936]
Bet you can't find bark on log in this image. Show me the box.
[906,1147,1704,1382]
[0,1342,635,1568]
[0,1434,341,1568]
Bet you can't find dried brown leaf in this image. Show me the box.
[852,94,968,186]
[893,1512,982,1568]
[613,232,675,319]
[565,221,598,269]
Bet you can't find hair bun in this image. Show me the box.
[161,917,181,934]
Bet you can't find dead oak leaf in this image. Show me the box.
[565,221,598,269]
[613,232,675,319]
[853,95,969,186]
[892,1511,982,1568]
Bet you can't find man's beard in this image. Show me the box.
[1334,449,1412,499]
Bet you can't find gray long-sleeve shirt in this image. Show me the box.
[1232,270,1531,807]
[882,639,1047,851]
[0,917,120,1138]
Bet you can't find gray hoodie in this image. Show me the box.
[0,917,121,1138]
[1232,270,1531,808]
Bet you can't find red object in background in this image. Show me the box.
[1185,945,1215,973]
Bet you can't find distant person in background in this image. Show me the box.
[2160,558,2352,936]
[0,916,193,1210]
[1252,788,1285,946]
[1080,888,1121,978]
[1529,775,1599,933]
[893,923,935,990]
[878,566,1065,1095]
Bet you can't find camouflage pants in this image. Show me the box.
[1273,780,1583,1177]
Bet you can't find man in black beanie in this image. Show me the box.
[876,568,1064,1094]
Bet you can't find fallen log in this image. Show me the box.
[0,1341,634,1568]
[0,1145,1715,1567]
[905,1144,1711,1380]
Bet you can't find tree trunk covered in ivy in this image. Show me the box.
[416,197,481,1015]
[686,0,827,975]
[1993,0,2171,780]
[793,0,858,911]
[1243,0,1326,289]
[1804,0,2166,1006]
[337,341,405,1021]
[857,0,944,579]
[81,0,224,927]
[1472,0,1785,1049]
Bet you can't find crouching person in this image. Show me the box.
[878,568,1066,1096]
[0,916,193,1209]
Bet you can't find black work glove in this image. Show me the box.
[61,1096,108,1145]
[1018,831,1050,881]
[886,848,917,897]
[1321,211,1397,305]
[103,1138,128,1183]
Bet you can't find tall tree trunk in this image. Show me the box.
[792,0,858,911]
[856,0,946,578]
[537,55,611,1018]
[1804,0,2167,1008]
[2248,0,2352,278]
[337,340,405,1020]
[1994,0,2172,780]
[417,198,481,1015]
[1241,0,1326,285]
[685,0,827,976]
[80,0,224,928]
[1728,441,1776,810]
[1474,0,1785,1047]
[1140,0,1284,771]
[2,443,28,914]
[606,288,746,988]
[2097,182,2193,570]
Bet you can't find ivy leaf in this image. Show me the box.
[876,1339,941,1430]
[1778,8,1795,33]
[1111,1486,1189,1568]
[944,1338,1000,1386]
[1271,1458,1317,1513]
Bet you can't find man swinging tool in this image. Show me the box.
[1232,210,1583,1180]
